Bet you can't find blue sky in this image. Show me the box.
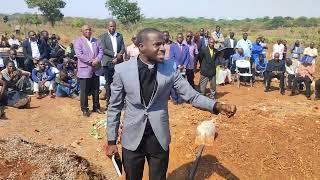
[1,0,319,19]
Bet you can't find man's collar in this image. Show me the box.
[29,38,37,43]
[108,31,117,37]
[83,36,92,42]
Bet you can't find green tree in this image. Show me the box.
[105,0,142,27]
[3,16,8,23]
[30,14,42,26]
[25,0,66,27]
[267,16,287,29]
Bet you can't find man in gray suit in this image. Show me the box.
[224,32,238,69]
[99,20,125,104]
[105,28,237,180]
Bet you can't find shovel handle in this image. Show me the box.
[188,145,205,180]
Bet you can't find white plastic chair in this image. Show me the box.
[235,60,253,88]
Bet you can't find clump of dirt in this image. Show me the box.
[0,137,107,180]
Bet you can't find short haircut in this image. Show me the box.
[163,31,169,34]
[28,31,36,36]
[136,28,161,45]
[9,49,17,54]
[6,60,15,67]
[177,32,183,36]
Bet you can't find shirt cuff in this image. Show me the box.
[114,52,117,58]
[108,140,116,145]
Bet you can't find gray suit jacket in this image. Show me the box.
[107,59,217,151]
[99,32,125,67]
[224,38,237,48]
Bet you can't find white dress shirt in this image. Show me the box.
[30,39,40,59]
[108,32,118,57]
[85,37,93,53]
[8,38,20,46]
[230,39,235,48]
[272,43,285,59]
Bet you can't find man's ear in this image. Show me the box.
[138,43,144,52]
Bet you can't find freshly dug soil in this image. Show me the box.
[0,137,107,180]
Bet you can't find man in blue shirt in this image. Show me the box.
[251,38,263,64]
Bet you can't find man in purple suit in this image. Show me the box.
[74,25,104,117]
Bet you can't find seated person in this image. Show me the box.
[32,60,56,99]
[216,51,232,85]
[231,48,246,73]
[56,69,79,98]
[290,57,315,100]
[48,35,65,64]
[303,42,318,64]
[4,49,24,69]
[1,61,31,92]
[8,35,21,48]
[22,31,48,72]
[264,52,285,95]
[285,58,299,90]
[1,61,31,109]
[65,43,77,61]
[315,79,320,101]
[57,58,77,77]
[254,54,268,78]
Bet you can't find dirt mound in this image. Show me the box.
[0,137,107,180]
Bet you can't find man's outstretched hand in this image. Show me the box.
[215,102,237,118]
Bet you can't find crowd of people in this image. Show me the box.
[0,23,319,119]
[0,21,319,180]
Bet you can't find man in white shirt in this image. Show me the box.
[272,40,285,60]
[99,20,125,104]
[8,34,20,47]
[22,31,48,72]
[303,42,318,64]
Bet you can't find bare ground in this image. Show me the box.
[0,76,320,179]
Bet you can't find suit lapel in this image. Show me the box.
[105,33,114,52]
[131,59,142,105]
[81,37,93,58]
[116,34,121,52]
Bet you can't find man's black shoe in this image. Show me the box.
[280,90,285,95]
[82,111,90,117]
[93,109,104,114]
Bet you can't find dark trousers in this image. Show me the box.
[292,76,312,97]
[122,134,169,180]
[287,74,295,89]
[79,75,100,112]
[315,79,320,98]
[103,65,115,103]
[265,72,285,91]
[186,69,195,88]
